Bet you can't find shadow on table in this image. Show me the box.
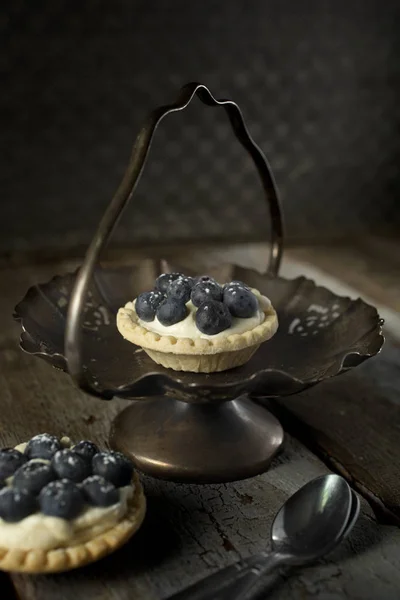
[83,494,182,579]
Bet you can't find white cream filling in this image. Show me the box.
[0,487,133,550]
[138,291,271,340]
[0,441,134,550]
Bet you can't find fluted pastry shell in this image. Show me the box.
[0,473,146,573]
[117,292,278,372]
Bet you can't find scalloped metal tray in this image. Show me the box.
[14,262,384,402]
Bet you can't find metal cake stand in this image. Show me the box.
[14,83,384,483]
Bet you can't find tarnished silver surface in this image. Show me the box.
[110,395,284,483]
[62,83,283,398]
[13,260,383,481]
[12,84,384,482]
[14,263,384,402]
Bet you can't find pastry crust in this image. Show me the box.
[117,291,279,372]
[144,345,261,372]
[0,473,146,573]
[117,296,278,355]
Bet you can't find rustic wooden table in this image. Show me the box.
[1,244,400,600]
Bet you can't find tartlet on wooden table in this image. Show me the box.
[0,435,146,573]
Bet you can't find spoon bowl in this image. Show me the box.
[272,474,352,565]
[343,489,360,541]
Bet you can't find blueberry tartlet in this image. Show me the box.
[117,274,278,372]
[0,434,146,573]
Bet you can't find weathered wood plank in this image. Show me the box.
[6,418,400,599]
[1,256,400,599]
[269,339,400,525]
[290,237,400,313]
[3,373,400,600]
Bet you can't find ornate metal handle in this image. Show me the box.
[65,82,284,398]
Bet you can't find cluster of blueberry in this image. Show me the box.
[0,434,134,522]
[136,274,259,335]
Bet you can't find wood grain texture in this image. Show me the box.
[1,258,400,598]
[6,423,400,600]
[289,237,400,313]
[269,340,400,525]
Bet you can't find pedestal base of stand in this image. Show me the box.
[109,396,284,483]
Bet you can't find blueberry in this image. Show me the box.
[195,300,232,335]
[155,273,182,294]
[223,286,258,318]
[135,290,165,322]
[175,274,195,286]
[73,440,99,461]
[194,275,217,285]
[191,281,223,307]
[39,479,85,519]
[25,434,62,460]
[81,475,119,507]
[0,487,37,522]
[167,278,193,304]
[156,299,188,326]
[0,448,27,480]
[224,280,250,290]
[52,449,91,483]
[92,451,134,487]
[13,461,56,495]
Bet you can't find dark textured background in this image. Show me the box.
[2,0,400,256]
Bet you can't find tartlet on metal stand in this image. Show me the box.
[14,84,384,483]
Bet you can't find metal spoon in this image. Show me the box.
[225,488,360,600]
[168,475,357,600]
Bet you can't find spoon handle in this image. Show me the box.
[218,552,288,600]
[166,554,266,600]
[166,552,286,600]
